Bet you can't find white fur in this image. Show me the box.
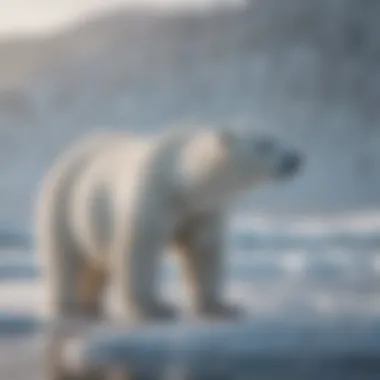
[35,126,300,321]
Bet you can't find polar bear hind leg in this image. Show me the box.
[37,137,113,319]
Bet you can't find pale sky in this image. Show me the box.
[0,0,246,36]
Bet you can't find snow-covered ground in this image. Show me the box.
[1,212,380,378]
[2,212,380,317]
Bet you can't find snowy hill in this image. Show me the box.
[0,0,380,227]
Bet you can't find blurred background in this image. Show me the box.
[1,1,380,378]
[1,0,380,230]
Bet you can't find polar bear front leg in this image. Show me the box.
[175,213,242,320]
[112,208,178,322]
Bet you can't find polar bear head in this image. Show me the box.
[179,125,303,209]
[218,126,303,185]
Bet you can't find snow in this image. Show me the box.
[1,213,380,378]
[0,0,247,35]
[1,213,380,316]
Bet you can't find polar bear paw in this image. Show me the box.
[133,301,179,322]
[196,301,244,321]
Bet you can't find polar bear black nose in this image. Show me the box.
[280,152,301,177]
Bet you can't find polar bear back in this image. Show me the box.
[67,135,152,259]
[40,130,189,263]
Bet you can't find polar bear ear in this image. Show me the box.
[218,125,237,146]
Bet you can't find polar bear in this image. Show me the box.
[35,125,302,323]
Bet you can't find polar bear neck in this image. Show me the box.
[177,132,243,211]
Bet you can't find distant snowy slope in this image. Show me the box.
[0,1,380,228]
[0,0,245,35]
